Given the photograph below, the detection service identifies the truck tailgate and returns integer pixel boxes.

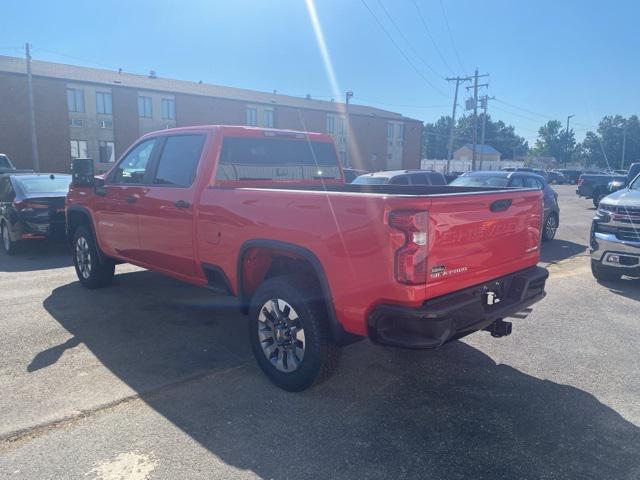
[424,189,542,299]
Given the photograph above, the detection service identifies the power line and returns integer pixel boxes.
[411,0,455,76]
[375,0,444,78]
[438,0,466,73]
[360,0,450,98]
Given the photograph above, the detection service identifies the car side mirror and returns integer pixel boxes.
[71,158,95,188]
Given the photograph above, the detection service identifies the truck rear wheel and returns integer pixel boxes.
[591,259,621,282]
[248,275,340,391]
[72,225,115,289]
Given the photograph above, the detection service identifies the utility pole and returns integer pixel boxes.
[621,123,627,170]
[344,91,353,168]
[445,76,470,173]
[479,95,494,170]
[564,114,574,168]
[25,43,40,172]
[465,69,489,170]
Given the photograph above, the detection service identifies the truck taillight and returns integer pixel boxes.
[577,177,584,186]
[389,211,428,285]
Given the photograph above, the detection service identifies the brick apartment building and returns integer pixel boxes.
[0,55,423,174]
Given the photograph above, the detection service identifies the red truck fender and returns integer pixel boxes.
[236,239,361,346]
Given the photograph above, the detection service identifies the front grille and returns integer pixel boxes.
[616,226,640,242]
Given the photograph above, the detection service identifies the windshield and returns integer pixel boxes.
[352,176,389,185]
[17,176,71,194]
[450,175,510,187]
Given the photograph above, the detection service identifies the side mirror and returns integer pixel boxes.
[71,158,95,188]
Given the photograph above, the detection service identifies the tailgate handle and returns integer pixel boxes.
[490,199,512,212]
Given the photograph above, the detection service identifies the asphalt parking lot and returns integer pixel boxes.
[1,185,639,480]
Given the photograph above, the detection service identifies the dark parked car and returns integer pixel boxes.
[547,171,567,185]
[554,169,583,184]
[0,173,71,254]
[342,168,369,183]
[353,169,447,186]
[577,173,626,207]
[606,163,640,195]
[450,170,560,241]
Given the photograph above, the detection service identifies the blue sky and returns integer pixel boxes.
[2,0,639,144]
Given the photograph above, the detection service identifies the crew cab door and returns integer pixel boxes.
[94,138,160,260]
[135,133,207,278]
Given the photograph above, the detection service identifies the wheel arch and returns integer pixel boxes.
[237,239,360,346]
[66,206,107,263]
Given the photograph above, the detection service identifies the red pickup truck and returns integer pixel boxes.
[67,126,548,391]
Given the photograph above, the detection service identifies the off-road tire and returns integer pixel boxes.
[248,274,341,391]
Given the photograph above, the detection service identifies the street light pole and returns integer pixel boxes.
[565,114,574,168]
[345,91,353,168]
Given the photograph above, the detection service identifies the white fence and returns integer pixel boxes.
[420,159,525,173]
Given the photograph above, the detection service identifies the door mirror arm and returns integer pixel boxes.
[95,177,106,196]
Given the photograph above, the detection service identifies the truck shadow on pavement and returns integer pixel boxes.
[539,239,587,264]
[0,241,71,272]
[40,270,640,480]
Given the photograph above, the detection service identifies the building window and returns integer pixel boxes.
[67,88,85,113]
[397,123,404,139]
[161,98,175,120]
[70,140,88,159]
[263,110,274,128]
[69,118,84,127]
[387,123,394,140]
[338,118,345,135]
[138,96,152,118]
[96,91,112,115]
[99,141,115,163]
[246,108,257,126]
[326,115,334,134]
[98,119,113,129]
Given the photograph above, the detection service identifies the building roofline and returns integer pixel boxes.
[0,55,423,123]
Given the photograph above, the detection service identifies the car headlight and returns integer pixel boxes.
[597,204,613,221]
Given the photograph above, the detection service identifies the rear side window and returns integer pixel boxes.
[409,173,429,185]
[390,175,409,185]
[216,137,340,181]
[524,177,540,189]
[0,155,11,169]
[154,135,205,187]
[427,172,446,185]
[509,176,525,188]
[112,139,158,184]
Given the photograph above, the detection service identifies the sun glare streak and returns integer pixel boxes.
[305,0,364,169]
[305,0,344,113]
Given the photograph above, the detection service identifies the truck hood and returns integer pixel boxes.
[600,188,640,208]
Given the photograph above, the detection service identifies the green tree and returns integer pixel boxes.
[422,114,529,159]
[533,120,575,163]
[581,115,640,169]
[422,116,453,159]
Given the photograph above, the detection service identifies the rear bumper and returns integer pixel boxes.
[367,266,548,349]
[10,219,65,241]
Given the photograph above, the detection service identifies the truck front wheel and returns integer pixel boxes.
[248,275,340,391]
[72,225,115,289]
